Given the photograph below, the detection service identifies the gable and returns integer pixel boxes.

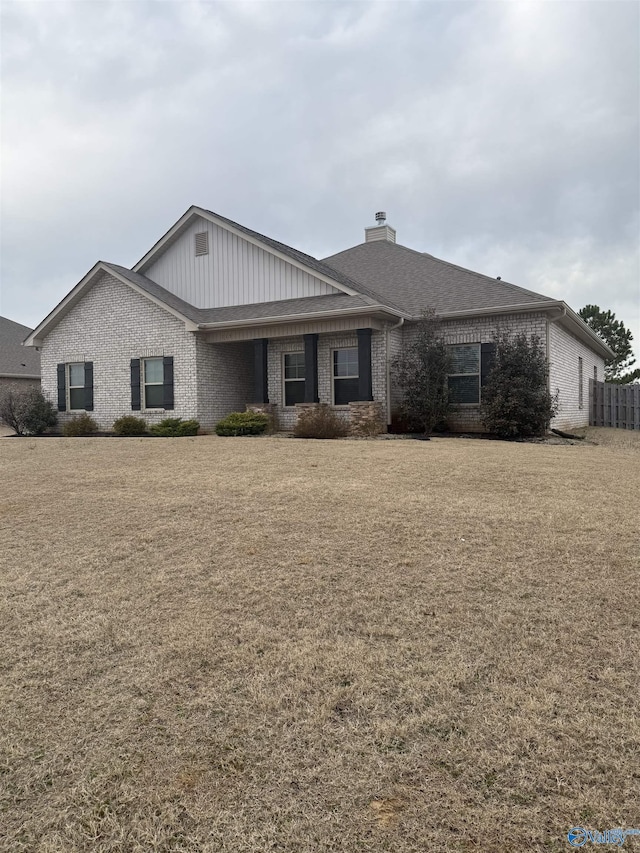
[141,215,342,310]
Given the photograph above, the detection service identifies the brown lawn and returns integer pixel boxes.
[1,431,639,852]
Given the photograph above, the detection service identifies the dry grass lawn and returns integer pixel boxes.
[1,430,639,852]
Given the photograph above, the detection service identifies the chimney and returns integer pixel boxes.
[365,211,396,243]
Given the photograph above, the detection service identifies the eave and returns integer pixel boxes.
[196,304,404,332]
[435,300,614,360]
[23,262,199,347]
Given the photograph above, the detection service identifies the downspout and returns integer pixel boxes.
[385,317,405,427]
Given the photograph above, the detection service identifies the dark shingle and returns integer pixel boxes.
[321,241,554,316]
[0,317,41,377]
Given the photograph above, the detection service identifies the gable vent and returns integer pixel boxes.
[195,231,209,256]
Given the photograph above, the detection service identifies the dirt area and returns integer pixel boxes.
[1,431,638,851]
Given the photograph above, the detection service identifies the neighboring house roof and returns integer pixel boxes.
[321,240,554,316]
[0,317,41,378]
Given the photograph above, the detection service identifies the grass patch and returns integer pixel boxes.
[0,432,638,851]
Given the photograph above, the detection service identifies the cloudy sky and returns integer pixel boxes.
[2,0,639,361]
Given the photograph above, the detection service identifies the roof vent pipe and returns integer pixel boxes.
[375,211,386,225]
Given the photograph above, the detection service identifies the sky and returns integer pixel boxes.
[1,0,639,363]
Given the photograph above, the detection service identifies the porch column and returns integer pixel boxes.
[357,328,373,401]
[253,338,269,403]
[303,333,319,403]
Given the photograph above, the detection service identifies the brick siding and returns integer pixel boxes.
[548,321,604,430]
[41,273,199,430]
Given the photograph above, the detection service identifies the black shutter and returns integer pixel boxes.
[84,362,94,411]
[130,359,141,410]
[57,364,66,411]
[163,356,174,410]
[481,343,496,387]
[303,334,319,403]
[357,328,373,401]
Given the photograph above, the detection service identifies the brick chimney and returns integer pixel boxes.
[365,211,396,243]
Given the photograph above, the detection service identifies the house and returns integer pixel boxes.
[1,317,41,391]
[24,207,612,433]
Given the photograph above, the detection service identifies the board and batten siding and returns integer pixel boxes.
[143,216,340,309]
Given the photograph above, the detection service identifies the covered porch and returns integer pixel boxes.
[196,311,394,433]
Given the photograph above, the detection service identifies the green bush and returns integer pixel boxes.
[215,411,269,436]
[113,415,147,436]
[293,404,349,439]
[150,417,200,437]
[481,332,558,438]
[63,413,99,436]
[0,387,58,435]
[392,310,451,435]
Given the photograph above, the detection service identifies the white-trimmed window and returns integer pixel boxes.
[448,344,480,404]
[283,352,305,407]
[333,348,359,405]
[68,362,86,410]
[143,357,164,409]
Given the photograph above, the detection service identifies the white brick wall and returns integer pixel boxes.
[41,273,198,429]
[40,277,604,436]
[394,312,548,432]
[196,338,253,429]
[548,321,604,430]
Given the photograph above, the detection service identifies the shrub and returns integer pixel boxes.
[392,310,451,435]
[481,332,558,438]
[215,411,269,437]
[0,386,57,435]
[293,404,349,439]
[63,413,99,436]
[113,415,147,436]
[150,417,200,437]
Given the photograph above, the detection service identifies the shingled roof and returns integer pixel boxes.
[0,317,41,378]
[321,240,555,317]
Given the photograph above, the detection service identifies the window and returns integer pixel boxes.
[283,352,305,406]
[130,357,173,411]
[578,357,583,409]
[448,344,480,404]
[68,363,86,410]
[333,348,359,405]
[57,361,93,412]
[143,357,164,408]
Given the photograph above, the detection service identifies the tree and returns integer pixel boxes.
[481,333,557,438]
[578,305,636,382]
[0,386,58,435]
[392,310,451,435]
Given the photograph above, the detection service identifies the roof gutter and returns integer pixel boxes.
[196,304,405,331]
[437,300,614,360]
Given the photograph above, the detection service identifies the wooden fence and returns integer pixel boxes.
[590,379,640,430]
